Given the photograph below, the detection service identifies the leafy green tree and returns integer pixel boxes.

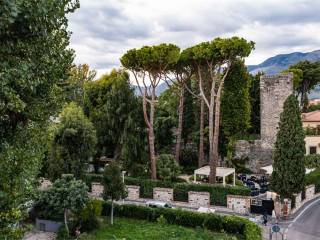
[121,44,180,179]
[221,60,251,139]
[155,87,179,153]
[48,102,97,180]
[84,70,144,161]
[0,1,79,237]
[248,72,263,135]
[64,64,96,106]
[185,37,254,183]
[271,95,305,198]
[286,61,320,111]
[37,179,89,235]
[157,154,181,181]
[102,162,127,225]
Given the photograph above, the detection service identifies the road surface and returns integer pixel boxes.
[286,198,320,240]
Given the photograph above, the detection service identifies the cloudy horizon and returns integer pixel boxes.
[68,0,320,77]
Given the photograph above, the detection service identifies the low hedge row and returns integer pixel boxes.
[173,183,251,206]
[102,202,261,240]
[86,175,250,206]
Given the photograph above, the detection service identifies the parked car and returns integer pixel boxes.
[146,200,172,208]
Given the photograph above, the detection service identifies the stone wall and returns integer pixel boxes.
[188,191,210,207]
[126,185,140,200]
[227,195,251,214]
[153,188,173,202]
[294,192,302,210]
[306,184,315,201]
[91,182,104,197]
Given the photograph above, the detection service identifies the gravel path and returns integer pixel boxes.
[23,229,56,240]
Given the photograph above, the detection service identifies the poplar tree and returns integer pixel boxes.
[271,95,305,198]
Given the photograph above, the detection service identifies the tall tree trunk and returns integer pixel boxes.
[64,209,69,234]
[208,82,216,184]
[149,87,157,180]
[111,200,114,225]
[209,85,224,184]
[175,87,185,163]
[198,99,205,168]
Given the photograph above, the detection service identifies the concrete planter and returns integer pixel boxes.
[35,218,62,233]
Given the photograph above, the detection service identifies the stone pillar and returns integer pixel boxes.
[227,195,251,214]
[91,182,104,197]
[188,191,210,207]
[126,185,140,200]
[294,192,302,210]
[306,185,315,201]
[153,188,173,202]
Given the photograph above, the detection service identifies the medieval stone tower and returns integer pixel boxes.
[260,73,293,151]
[234,73,293,172]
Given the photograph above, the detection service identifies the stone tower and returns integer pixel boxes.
[260,73,293,148]
[234,73,293,172]
[260,73,293,162]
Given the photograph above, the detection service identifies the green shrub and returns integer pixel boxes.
[305,169,320,193]
[304,154,320,168]
[79,199,102,231]
[179,148,198,174]
[56,226,71,240]
[173,183,250,206]
[157,154,181,181]
[101,202,261,240]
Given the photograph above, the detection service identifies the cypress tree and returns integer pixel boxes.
[271,94,305,198]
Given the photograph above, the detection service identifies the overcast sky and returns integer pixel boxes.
[68,0,320,77]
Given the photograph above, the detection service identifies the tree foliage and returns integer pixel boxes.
[221,60,251,139]
[37,179,89,234]
[271,95,305,198]
[156,154,181,181]
[0,0,79,237]
[47,103,97,180]
[121,44,180,179]
[102,162,127,225]
[286,61,320,111]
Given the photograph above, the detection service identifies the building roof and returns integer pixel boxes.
[302,110,320,122]
[194,166,235,177]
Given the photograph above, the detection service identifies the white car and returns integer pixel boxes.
[146,200,173,208]
[197,207,215,213]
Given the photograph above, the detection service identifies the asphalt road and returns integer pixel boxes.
[287,198,320,240]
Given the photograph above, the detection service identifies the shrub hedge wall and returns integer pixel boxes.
[173,183,251,206]
[86,174,251,206]
[102,202,261,240]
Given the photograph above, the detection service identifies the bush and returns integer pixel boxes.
[56,226,71,240]
[157,154,181,181]
[305,169,320,193]
[101,202,261,240]
[304,154,320,169]
[174,183,250,206]
[79,199,102,231]
[179,148,198,174]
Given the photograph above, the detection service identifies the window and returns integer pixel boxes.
[310,146,317,154]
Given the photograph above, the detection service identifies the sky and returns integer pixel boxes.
[68,0,320,77]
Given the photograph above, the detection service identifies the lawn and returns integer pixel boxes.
[79,217,238,240]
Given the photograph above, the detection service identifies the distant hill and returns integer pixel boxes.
[133,49,320,96]
[248,50,320,75]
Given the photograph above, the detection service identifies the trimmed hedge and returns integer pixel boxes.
[173,183,250,206]
[102,202,261,240]
[304,154,320,169]
[86,175,250,206]
[124,177,175,198]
